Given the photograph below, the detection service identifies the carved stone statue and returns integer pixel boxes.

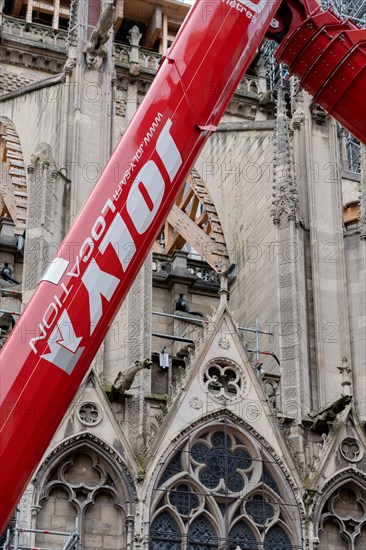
[108,359,153,402]
[84,1,114,69]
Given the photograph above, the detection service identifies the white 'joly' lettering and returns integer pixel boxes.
[33,117,183,373]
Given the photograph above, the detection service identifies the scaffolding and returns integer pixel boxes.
[321,0,366,25]
[261,1,365,173]
[2,510,79,550]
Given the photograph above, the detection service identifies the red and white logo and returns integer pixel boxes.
[238,0,266,13]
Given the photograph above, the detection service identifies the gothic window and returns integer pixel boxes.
[264,525,293,549]
[188,517,218,549]
[150,419,301,549]
[150,512,181,550]
[228,521,257,549]
[34,447,128,550]
[318,483,366,550]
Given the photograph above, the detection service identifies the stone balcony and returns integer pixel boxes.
[1,16,68,52]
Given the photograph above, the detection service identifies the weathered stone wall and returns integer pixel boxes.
[198,126,281,371]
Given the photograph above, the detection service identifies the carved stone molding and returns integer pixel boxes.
[1,48,65,74]
[30,142,57,170]
[339,437,364,463]
[149,411,304,511]
[33,432,137,501]
[311,105,327,126]
[271,88,299,225]
[203,358,247,404]
[77,402,102,426]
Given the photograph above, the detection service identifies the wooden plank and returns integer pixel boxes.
[26,0,34,24]
[11,0,24,16]
[344,204,360,224]
[53,0,60,30]
[161,13,168,55]
[167,205,220,271]
[142,5,162,49]
[31,0,69,17]
[179,187,194,211]
[114,0,124,33]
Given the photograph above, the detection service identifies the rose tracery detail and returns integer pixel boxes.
[152,422,298,550]
[77,402,102,425]
[340,438,363,463]
[191,431,252,495]
[203,359,246,402]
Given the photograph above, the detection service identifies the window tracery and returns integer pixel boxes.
[318,483,366,549]
[35,448,127,549]
[340,438,363,463]
[77,402,102,426]
[150,420,301,549]
[203,359,246,403]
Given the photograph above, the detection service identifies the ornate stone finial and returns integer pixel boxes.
[291,106,305,131]
[63,58,76,77]
[271,87,299,225]
[337,357,353,397]
[30,505,41,519]
[128,25,142,47]
[217,271,229,308]
[128,25,142,75]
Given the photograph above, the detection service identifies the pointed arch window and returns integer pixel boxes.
[317,482,366,550]
[150,419,301,549]
[33,446,129,550]
[188,517,218,549]
[264,525,293,549]
[228,521,258,549]
[150,512,181,550]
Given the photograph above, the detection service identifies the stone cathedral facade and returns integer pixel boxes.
[0,1,365,549]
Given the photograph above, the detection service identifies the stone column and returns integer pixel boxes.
[23,145,64,303]
[271,88,311,420]
[347,144,366,417]
[304,96,351,408]
[66,0,114,222]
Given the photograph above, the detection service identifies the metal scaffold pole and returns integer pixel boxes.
[2,514,79,550]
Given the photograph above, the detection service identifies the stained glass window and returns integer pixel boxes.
[246,495,274,526]
[188,517,218,550]
[228,521,258,549]
[159,452,183,485]
[150,421,300,550]
[150,512,181,550]
[264,525,293,549]
[169,485,199,516]
[261,466,280,495]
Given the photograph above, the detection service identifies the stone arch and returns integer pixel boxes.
[32,433,137,549]
[0,117,27,236]
[146,414,303,549]
[313,470,366,550]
